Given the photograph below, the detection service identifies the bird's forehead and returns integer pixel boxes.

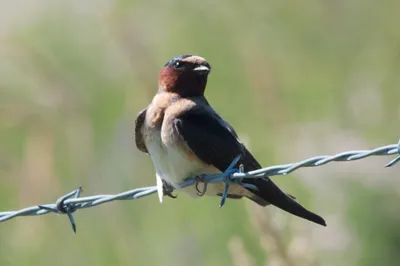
[180,55,207,64]
[164,55,209,67]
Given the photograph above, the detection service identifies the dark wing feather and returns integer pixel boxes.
[174,108,326,226]
[175,109,247,171]
[134,108,148,153]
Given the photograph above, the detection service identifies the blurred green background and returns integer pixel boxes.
[1,1,400,265]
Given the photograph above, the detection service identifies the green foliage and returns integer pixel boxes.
[347,181,400,266]
[1,1,399,265]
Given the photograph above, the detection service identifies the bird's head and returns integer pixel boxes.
[158,55,211,97]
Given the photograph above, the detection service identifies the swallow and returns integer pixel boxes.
[135,55,326,226]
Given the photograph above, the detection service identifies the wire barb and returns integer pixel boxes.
[218,154,241,208]
[0,141,399,230]
[386,139,400,167]
[38,187,82,233]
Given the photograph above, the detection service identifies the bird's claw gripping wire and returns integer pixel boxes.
[195,175,208,196]
[193,155,243,205]
[162,181,177,199]
[38,187,82,233]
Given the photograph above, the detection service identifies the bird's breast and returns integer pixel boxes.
[143,123,220,198]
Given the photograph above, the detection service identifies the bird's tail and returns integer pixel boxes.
[245,178,326,226]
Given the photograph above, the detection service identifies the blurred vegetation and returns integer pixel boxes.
[0,1,399,265]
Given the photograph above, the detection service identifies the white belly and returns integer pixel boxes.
[145,130,221,198]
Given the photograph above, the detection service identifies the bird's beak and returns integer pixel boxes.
[193,65,210,73]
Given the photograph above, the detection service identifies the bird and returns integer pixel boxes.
[134,54,326,226]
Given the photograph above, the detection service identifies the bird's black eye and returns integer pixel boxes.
[174,61,184,69]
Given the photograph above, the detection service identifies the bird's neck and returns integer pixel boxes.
[158,69,207,97]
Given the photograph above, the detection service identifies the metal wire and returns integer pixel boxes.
[1,141,399,232]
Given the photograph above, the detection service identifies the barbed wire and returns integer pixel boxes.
[1,140,399,232]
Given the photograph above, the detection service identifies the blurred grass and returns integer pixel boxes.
[0,1,400,265]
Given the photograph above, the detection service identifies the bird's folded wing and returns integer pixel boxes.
[135,108,148,153]
[173,108,261,173]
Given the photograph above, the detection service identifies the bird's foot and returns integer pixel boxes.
[162,181,177,199]
[195,175,208,196]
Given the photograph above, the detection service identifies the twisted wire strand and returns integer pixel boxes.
[1,141,399,232]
